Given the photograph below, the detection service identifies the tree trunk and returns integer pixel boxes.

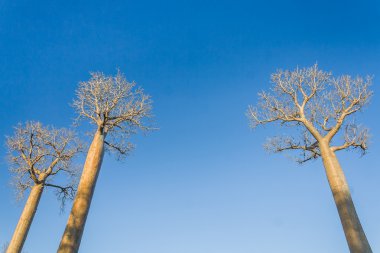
[7,183,44,253]
[320,142,372,253]
[58,130,105,253]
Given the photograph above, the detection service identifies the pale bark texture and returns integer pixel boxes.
[320,142,371,253]
[6,184,44,253]
[58,130,105,253]
[5,122,81,253]
[58,71,152,252]
[248,65,373,252]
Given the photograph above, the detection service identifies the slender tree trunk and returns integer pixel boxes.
[7,183,44,253]
[58,130,105,253]
[320,142,372,253]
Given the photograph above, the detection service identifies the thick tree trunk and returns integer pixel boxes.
[320,142,372,253]
[7,183,44,253]
[58,130,105,253]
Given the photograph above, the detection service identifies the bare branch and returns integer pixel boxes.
[325,76,373,141]
[248,64,373,163]
[73,70,153,157]
[264,131,321,164]
[248,64,330,141]
[104,140,134,159]
[45,183,76,210]
[6,121,81,202]
[331,124,369,154]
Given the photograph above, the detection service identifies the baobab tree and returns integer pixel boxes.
[6,122,81,253]
[58,71,152,252]
[247,65,373,253]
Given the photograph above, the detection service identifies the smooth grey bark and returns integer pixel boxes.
[7,183,44,253]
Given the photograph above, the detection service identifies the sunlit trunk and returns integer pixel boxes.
[320,142,372,253]
[7,183,44,253]
[58,130,105,253]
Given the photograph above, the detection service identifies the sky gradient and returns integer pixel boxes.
[0,0,380,252]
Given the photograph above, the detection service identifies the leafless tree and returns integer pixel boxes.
[58,71,152,252]
[247,64,373,253]
[6,122,81,253]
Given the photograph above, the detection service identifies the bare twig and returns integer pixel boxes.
[248,64,372,162]
[6,121,81,203]
[73,71,153,158]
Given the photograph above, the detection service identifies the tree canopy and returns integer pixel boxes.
[248,64,372,163]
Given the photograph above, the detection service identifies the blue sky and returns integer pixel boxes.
[0,0,380,252]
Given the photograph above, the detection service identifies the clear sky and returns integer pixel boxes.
[0,0,379,252]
